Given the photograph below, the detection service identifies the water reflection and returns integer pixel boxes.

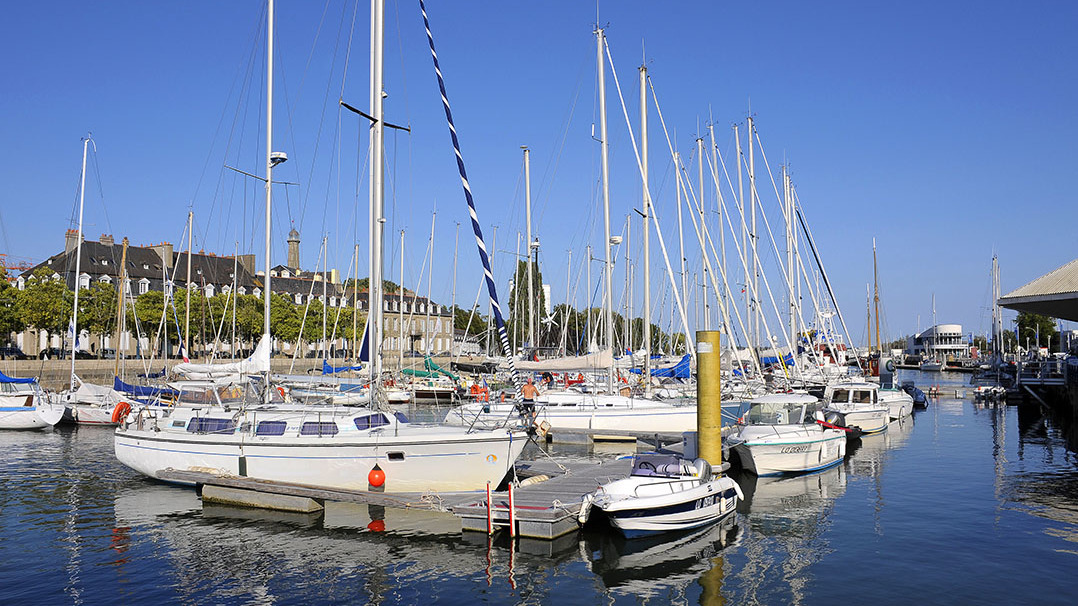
[584,516,741,600]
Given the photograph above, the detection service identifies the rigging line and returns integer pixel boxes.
[419,0,521,394]
[535,57,587,227]
[602,44,694,359]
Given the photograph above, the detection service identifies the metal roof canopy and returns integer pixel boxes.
[998,258,1078,322]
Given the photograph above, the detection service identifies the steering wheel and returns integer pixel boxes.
[637,460,656,471]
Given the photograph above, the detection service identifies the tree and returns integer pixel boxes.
[79,282,117,352]
[269,293,300,343]
[0,267,24,345]
[17,269,72,338]
[455,306,488,337]
[507,259,545,348]
[1016,311,1059,350]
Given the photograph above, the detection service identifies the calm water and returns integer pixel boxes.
[3,372,1078,605]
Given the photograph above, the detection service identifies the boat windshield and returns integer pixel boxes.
[177,384,258,406]
[744,401,818,425]
[630,454,686,478]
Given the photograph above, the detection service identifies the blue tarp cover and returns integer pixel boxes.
[323,360,364,375]
[629,354,691,378]
[0,370,35,384]
[113,376,178,398]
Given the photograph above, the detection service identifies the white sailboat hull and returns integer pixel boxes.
[446,394,696,434]
[115,408,526,493]
[0,393,64,429]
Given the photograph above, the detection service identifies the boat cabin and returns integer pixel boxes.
[824,383,879,406]
[741,394,821,425]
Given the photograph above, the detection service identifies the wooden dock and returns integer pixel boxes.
[157,457,634,540]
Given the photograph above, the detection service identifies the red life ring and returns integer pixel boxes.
[277,386,286,398]
[111,401,132,424]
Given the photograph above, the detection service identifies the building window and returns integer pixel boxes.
[99,275,112,284]
[237,286,246,296]
[78,274,91,289]
[101,259,108,266]
[253,288,261,298]
[295,294,303,304]
[204,284,215,298]
[329,296,337,308]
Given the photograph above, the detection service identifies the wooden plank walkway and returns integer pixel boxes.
[158,458,635,540]
[453,458,631,540]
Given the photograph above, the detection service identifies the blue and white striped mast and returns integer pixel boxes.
[419,0,521,394]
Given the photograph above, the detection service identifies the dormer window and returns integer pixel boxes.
[143,264,149,270]
[102,259,108,266]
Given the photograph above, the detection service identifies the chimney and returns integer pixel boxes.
[65,229,80,254]
[152,242,174,270]
[100,234,114,247]
[237,254,256,278]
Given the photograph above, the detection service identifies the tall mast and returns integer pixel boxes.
[353,243,359,364]
[369,0,385,394]
[873,238,881,354]
[625,216,631,353]
[185,210,193,359]
[734,123,747,349]
[676,151,687,311]
[697,136,710,330]
[640,64,651,390]
[563,249,571,355]
[451,222,459,346]
[399,230,404,370]
[523,146,535,349]
[70,136,90,390]
[113,238,129,379]
[708,122,725,342]
[747,115,758,350]
[231,242,238,361]
[425,213,435,354]
[262,0,276,403]
[321,235,328,358]
[785,168,796,355]
[486,226,497,356]
[596,27,614,390]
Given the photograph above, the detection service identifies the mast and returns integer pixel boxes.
[523,146,535,350]
[697,136,709,330]
[708,122,724,343]
[262,0,275,403]
[873,238,881,354]
[640,64,651,390]
[785,168,796,355]
[352,243,358,363]
[734,123,747,349]
[399,230,404,370]
[676,151,687,311]
[185,210,193,360]
[451,222,459,349]
[113,237,129,379]
[563,249,571,355]
[321,236,328,359]
[597,27,614,390]
[747,115,758,350]
[425,213,435,354]
[369,0,386,395]
[625,216,631,353]
[70,136,90,390]
[231,242,238,361]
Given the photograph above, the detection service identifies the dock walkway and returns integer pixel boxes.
[157,457,633,540]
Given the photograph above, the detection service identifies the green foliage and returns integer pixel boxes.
[1016,311,1059,349]
[79,282,117,336]
[507,260,545,347]
[351,278,401,293]
[17,269,71,335]
[455,306,488,337]
[0,267,24,344]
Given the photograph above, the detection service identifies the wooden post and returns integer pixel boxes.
[697,330,722,468]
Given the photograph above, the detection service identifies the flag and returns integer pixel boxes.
[67,321,80,350]
[178,341,189,364]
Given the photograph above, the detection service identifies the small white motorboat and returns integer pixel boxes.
[727,393,849,476]
[579,454,741,537]
[821,382,890,435]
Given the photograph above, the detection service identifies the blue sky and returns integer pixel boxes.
[2,1,1076,346]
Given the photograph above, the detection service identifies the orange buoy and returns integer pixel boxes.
[367,519,385,532]
[368,464,386,488]
[111,401,132,424]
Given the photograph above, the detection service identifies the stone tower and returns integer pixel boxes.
[287,226,300,270]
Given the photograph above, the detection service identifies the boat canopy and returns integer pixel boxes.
[0,370,35,384]
[515,349,613,372]
[629,354,691,378]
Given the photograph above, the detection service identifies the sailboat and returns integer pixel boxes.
[919,294,944,372]
[114,0,527,493]
[0,370,65,429]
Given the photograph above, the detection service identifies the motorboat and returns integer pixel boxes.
[579,454,741,537]
[114,394,528,493]
[0,371,65,430]
[726,393,848,476]
[820,382,890,435]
